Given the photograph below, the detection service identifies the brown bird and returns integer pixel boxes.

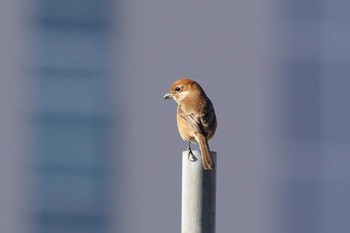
[164,78,217,170]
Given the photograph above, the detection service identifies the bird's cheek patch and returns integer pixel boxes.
[177,91,189,101]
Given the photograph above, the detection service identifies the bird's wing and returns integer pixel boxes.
[178,105,216,136]
[178,106,203,133]
[200,110,216,135]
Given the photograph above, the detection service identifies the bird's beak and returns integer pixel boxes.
[163,93,173,100]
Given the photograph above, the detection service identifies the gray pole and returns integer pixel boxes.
[181,150,216,233]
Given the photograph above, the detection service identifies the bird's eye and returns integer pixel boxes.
[175,87,181,92]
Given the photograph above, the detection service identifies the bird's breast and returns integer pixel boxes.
[176,114,198,143]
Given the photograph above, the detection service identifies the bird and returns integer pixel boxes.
[164,78,217,170]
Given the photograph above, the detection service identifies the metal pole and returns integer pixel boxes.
[181,150,216,233]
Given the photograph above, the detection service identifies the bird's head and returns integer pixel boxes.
[163,78,200,104]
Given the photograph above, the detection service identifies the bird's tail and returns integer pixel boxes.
[197,135,214,170]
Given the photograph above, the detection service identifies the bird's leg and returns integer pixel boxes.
[187,141,191,151]
[187,141,195,160]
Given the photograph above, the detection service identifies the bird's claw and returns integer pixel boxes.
[187,148,197,161]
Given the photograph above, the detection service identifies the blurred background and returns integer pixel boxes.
[1,0,350,233]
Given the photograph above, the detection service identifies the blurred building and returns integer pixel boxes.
[277,1,350,233]
[2,1,120,233]
[27,1,116,233]
[1,1,350,233]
